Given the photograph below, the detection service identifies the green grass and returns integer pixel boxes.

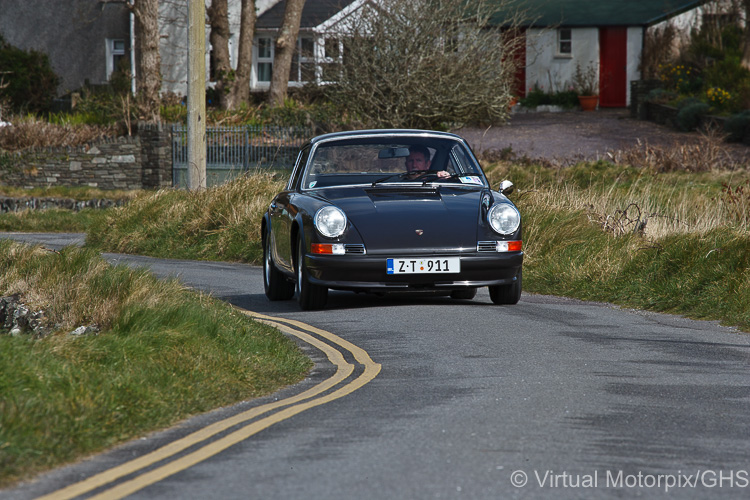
[85,172,286,263]
[486,161,750,331]
[0,242,311,487]
[0,208,107,232]
[0,185,139,233]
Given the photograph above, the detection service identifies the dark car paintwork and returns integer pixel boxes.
[262,129,523,305]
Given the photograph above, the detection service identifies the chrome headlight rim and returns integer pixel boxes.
[314,206,347,238]
[488,203,521,235]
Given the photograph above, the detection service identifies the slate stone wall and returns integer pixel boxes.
[0,123,172,190]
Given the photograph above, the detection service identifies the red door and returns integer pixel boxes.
[513,28,527,98]
[599,27,627,107]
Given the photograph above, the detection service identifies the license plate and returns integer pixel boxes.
[387,257,460,274]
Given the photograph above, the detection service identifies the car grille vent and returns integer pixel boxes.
[345,244,366,254]
[477,241,497,252]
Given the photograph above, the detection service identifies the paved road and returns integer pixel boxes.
[2,234,750,499]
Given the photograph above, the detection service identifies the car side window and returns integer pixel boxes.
[449,144,480,175]
[288,146,311,190]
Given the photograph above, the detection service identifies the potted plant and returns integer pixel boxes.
[573,62,599,111]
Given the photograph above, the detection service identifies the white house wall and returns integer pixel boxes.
[525,27,599,94]
[526,26,646,106]
[158,0,279,96]
[626,26,644,104]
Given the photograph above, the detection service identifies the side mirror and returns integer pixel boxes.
[499,180,514,195]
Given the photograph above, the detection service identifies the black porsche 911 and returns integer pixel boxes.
[261,129,523,310]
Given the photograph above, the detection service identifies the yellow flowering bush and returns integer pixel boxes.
[658,63,701,94]
[706,87,732,110]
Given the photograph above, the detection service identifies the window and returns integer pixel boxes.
[106,39,127,80]
[557,28,572,56]
[289,36,315,83]
[321,37,342,82]
[257,37,273,82]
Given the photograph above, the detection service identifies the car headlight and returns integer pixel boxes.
[488,204,520,235]
[314,206,347,238]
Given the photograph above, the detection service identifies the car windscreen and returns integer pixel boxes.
[300,137,486,190]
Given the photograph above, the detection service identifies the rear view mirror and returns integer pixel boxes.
[378,147,410,159]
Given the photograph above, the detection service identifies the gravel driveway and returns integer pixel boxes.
[456,108,750,164]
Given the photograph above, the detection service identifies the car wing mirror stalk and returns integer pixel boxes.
[499,180,514,195]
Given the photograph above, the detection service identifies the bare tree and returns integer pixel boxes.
[233,0,257,105]
[268,0,306,106]
[131,0,162,122]
[325,0,527,129]
[207,0,257,110]
[742,0,750,70]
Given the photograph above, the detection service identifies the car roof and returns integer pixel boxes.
[307,129,465,146]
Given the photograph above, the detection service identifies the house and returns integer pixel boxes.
[498,0,709,107]
[0,0,280,98]
[249,0,713,106]
[0,0,715,108]
[250,0,362,91]
[0,0,131,96]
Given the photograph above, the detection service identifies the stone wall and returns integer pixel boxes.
[0,123,172,190]
[630,80,662,120]
[139,122,173,189]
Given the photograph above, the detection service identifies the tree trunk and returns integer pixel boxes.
[231,0,256,106]
[133,0,162,122]
[207,0,232,109]
[743,0,750,70]
[207,0,256,110]
[268,0,306,106]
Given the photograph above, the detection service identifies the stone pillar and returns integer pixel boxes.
[630,80,662,120]
[138,122,173,189]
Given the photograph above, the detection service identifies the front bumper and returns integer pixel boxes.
[305,252,523,292]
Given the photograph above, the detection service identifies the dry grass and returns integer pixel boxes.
[87,171,287,263]
[0,242,185,331]
[609,127,748,172]
[0,116,118,152]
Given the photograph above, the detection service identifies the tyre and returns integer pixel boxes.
[296,239,328,310]
[263,231,295,301]
[450,288,477,300]
[489,269,522,305]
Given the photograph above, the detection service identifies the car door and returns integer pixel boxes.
[270,146,309,273]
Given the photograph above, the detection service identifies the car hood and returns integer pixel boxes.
[314,186,486,252]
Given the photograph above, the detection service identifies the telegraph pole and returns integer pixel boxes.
[187,0,207,190]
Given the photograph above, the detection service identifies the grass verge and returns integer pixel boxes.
[485,161,750,331]
[85,172,286,263]
[0,241,311,487]
[0,208,107,232]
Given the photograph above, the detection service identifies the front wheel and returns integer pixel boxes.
[489,269,522,305]
[263,231,295,301]
[296,239,328,310]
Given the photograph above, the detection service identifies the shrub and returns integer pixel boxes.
[676,100,710,131]
[323,0,525,128]
[519,87,578,109]
[646,88,678,104]
[724,110,750,142]
[0,36,60,114]
[706,87,732,112]
[659,63,702,94]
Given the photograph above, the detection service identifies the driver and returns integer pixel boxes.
[405,146,450,179]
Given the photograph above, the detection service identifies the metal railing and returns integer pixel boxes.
[171,125,311,188]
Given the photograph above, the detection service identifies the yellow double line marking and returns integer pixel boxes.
[38,310,381,500]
